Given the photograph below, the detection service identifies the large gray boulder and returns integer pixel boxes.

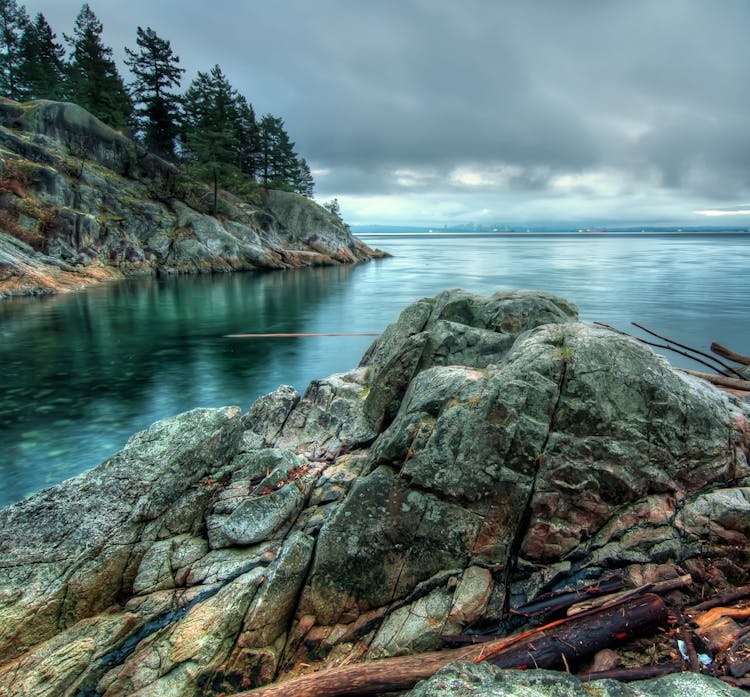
[0,290,748,696]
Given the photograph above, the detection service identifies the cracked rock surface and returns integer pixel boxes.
[0,289,748,696]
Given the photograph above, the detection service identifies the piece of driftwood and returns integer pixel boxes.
[726,630,750,678]
[674,608,701,673]
[694,616,745,654]
[594,322,738,377]
[239,595,667,697]
[593,322,750,383]
[578,661,683,682]
[682,369,750,392]
[480,594,667,670]
[511,575,625,617]
[711,342,750,366]
[567,575,692,615]
[631,322,748,379]
[690,586,750,613]
[692,603,750,629]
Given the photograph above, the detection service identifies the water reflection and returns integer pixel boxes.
[0,265,376,505]
[1,232,749,507]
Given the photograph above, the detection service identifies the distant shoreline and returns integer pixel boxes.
[355,228,750,237]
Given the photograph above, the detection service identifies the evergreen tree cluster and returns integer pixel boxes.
[0,1,314,197]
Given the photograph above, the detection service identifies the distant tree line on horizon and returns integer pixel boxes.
[0,1,315,200]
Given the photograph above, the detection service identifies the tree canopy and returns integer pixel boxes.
[17,12,65,100]
[65,3,132,130]
[1,2,317,199]
[125,26,184,158]
[0,0,29,100]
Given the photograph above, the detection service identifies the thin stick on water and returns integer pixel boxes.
[593,323,734,376]
[631,322,747,379]
[224,333,379,338]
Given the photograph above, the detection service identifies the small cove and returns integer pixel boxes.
[1,231,748,508]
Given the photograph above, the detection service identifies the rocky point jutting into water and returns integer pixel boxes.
[0,98,384,299]
[0,290,749,697]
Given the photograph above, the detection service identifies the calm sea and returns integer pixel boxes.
[1,231,748,508]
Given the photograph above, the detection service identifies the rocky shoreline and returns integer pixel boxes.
[0,289,748,696]
[0,98,385,299]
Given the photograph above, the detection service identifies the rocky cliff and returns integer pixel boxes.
[0,290,748,696]
[0,98,384,298]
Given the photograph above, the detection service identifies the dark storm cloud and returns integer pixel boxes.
[24,0,750,223]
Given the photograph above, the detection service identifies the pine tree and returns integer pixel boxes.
[0,0,29,100]
[17,12,65,100]
[181,65,242,214]
[124,26,184,158]
[294,157,314,198]
[257,114,299,188]
[233,93,259,178]
[65,4,132,130]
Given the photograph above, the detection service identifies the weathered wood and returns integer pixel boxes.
[674,609,701,673]
[511,575,624,617]
[235,646,477,697]
[578,662,683,682]
[567,575,692,615]
[483,594,667,671]
[711,342,750,366]
[682,369,750,391]
[689,585,750,613]
[694,615,744,654]
[594,322,736,377]
[239,595,667,697]
[692,603,750,629]
[726,630,750,678]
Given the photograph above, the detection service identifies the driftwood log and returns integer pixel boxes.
[682,369,750,393]
[711,342,750,366]
[239,594,667,697]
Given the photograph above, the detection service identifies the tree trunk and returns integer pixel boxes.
[212,168,219,217]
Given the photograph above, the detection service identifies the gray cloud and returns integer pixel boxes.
[24,0,750,225]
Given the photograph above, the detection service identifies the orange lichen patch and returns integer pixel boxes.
[0,259,124,297]
[279,249,336,267]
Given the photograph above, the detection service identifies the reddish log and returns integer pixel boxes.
[482,594,667,671]
[238,594,667,697]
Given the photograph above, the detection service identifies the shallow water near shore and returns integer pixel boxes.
[1,231,748,508]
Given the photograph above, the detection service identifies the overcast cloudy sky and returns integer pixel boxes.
[23,0,750,227]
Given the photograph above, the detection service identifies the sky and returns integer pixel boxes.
[22,0,750,228]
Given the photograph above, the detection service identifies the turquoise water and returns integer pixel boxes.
[1,232,748,508]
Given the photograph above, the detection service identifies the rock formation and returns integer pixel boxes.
[0,289,748,697]
[0,99,383,298]
[408,663,745,697]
